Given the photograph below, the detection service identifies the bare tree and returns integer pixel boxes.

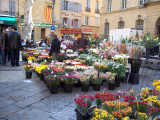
[22,0,34,41]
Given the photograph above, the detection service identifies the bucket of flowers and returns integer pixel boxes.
[24,65,35,79]
[74,95,95,120]
[45,73,61,94]
[58,53,66,62]
[61,74,78,93]
[107,73,117,90]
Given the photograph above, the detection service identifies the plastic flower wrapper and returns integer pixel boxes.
[74,94,95,116]
[90,70,103,85]
[23,64,35,73]
[93,62,107,72]
[113,54,129,67]
[76,72,90,85]
[107,73,117,84]
[91,108,114,120]
[99,72,112,81]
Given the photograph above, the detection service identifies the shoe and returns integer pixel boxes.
[16,64,20,66]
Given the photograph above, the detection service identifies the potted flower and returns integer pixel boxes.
[58,53,65,62]
[74,95,95,120]
[78,48,84,55]
[61,74,78,93]
[90,70,102,91]
[45,74,61,94]
[41,68,52,81]
[107,73,116,90]
[142,33,159,59]
[24,65,34,79]
[77,72,90,92]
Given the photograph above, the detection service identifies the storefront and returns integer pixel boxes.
[60,28,82,40]
[0,15,17,33]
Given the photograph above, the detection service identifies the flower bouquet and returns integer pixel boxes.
[65,66,77,72]
[24,65,35,79]
[67,54,78,60]
[93,62,107,73]
[61,74,78,93]
[108,73,117,90]
[74,95,95,119]
[41,68,53,81]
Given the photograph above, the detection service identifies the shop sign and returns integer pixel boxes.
[83,28,92,33]
[0,21,3,24]
[21,23,58,28]
[61,11,81,18]
[60,28,82,34]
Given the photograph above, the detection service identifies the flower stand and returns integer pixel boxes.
[75,109,91,120]
[64,84,73,93]
[26,72,32,79]
[81,84,89,92]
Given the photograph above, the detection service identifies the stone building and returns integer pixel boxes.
[100,0,160,38]
[81,0,102,36]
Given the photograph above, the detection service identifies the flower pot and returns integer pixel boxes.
[49,84,59,94]
[44,78,46,84]
[146,49,151,59]
[36,73,40,77]
[45,80,49,88]
[74,80,81,87]
[128,73,139,84]
[75,109,91,120]
[81,84,89,92]
[64,84,73,93]
[40,74,44,81]
[130,59,142,74]
[60,82,65,88]
[108,83,115,90]
[93,84,101,91]
[115,77,120,87]
[26,72,32,79]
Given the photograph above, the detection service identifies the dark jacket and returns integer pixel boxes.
[49,39,61,56]
[8,31,21,49]
[77,37,88,50]
[0,33,6,48]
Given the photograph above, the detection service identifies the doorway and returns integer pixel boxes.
[41,28,45,39]
[156,18,160,38]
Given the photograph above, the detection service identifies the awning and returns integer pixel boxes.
[0,16,17,25]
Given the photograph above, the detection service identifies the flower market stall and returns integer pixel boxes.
[21,33,160,120]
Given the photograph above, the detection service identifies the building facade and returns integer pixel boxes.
[81,0,102,35]
[100,0,160,38]
[60,0,82,39]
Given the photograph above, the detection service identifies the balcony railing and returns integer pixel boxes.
[95,9,100,13]
[85,7,90,12]
[0,10,18,17]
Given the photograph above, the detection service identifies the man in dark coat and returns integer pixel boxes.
[77,34,88,51]
[0,29,8,65]
[8,26,21,67]
[49,34,61,61]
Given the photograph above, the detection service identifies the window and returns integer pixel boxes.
[47,5,52,8]
[136,19,144,30]
[95,17,99,26]
[105,22,109,34]
[74,3,79,12]
[139,0,145,5]
[121,0,127,9]
[118,21,124,29]
[85,16,89,26]
[63,18,68,28]
[74,19,78,28]
[108,0,112,12]
[95,1,99,13]
[86,0,90,11]
[64,0,69,10]
[9,0,16,16]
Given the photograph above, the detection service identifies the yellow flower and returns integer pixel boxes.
[156,86,160,91]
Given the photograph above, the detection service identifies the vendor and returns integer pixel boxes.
[49,34,61,61]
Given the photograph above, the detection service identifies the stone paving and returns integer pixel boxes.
[0,62,160,120]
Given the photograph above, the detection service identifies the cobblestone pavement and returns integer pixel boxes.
[0,62,160,120]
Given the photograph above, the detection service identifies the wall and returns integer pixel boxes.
[0,0,9,11]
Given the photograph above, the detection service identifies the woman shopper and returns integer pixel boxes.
[49,34,61,62]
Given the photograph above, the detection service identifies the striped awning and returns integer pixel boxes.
[44,8,52,23]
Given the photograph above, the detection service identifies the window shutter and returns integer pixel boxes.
[90,16,92,26]
[9,0,12,15]
[12,1,16,16]
[78,19,81,29]
[68,2,71,11]
[72,19,74,28]
[83,15,85,25]
[61,0,64,10]
[88,0,90,8]
[68,18,70,28]
[79,4,82,13]
[61,17,64,27]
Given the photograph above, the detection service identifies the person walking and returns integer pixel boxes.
[77,34,88,51]
[0,28,8,66]
[8,26,21,67]
[49,34,61,62]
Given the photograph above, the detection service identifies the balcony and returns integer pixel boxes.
[85,7,90,12]
[95,9,100,13]
[0,10,18,17]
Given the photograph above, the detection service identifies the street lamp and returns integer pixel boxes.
[51,0,55,40]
